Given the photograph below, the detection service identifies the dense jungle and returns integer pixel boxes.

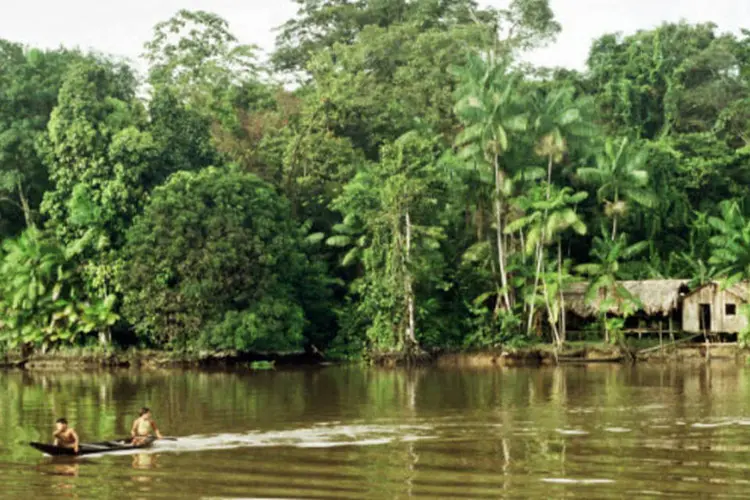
[1,0,749,359]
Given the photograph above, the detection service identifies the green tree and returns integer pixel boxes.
[143,9,259,120]
[120,166,323,352]
[329,131,447,353]
[586,22,719,138]
[272,0,495,75]
[38,58,154,326]
[40,58,150,247]
[707,200,750,344]
[523,84,594,335]
[307,20,488,158]
[707,200,750,284]
[146,87,218,187]
[0,42,83,232]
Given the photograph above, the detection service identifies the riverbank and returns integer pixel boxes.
[0,347,325,371]
[431,340,747,368]
[2,338,747,371]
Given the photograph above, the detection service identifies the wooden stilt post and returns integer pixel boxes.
[659,318,663,351]
[669,315,674,343]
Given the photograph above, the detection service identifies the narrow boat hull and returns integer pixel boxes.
[29,436,156,456]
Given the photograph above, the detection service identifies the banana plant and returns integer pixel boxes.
[0,227,118,353]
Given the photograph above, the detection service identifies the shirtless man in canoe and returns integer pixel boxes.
[53,417,79,453]
[130,407,163,445]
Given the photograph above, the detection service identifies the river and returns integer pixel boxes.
[1,363,750,498]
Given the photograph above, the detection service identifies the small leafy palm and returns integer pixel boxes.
[506,185,588,255]
[674,252,716,288]
[507,185,587,342]
[706,200,750,345]
[0,228,65,311]
[575,230,647,342]
[577,137,655,239]
[708,200,750,285]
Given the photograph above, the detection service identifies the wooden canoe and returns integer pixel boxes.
[29,436,156,456]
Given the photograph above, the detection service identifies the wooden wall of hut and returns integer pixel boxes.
[682,283,748,333]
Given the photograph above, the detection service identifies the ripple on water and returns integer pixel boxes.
[541,478,615,485]
[555,428,589,436]
[691,420,735,428]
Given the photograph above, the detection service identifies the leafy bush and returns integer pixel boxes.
[0,228,117,351]
[119,166,326,352]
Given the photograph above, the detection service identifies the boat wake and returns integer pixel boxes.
[79,423,436,457]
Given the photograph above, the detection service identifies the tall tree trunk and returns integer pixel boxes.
[611,189,619,241]
[611,216,618,241]
[603,314,609,343]
[542,275,561,349]
[17,179,32,228]
[99,329,112,348]
[558,240,566,345]
[527,244,543,335]
[494,156,512,310]
[527,154,555,336]
[98,282,112,348]
[546,154,554,194]
[404,209,417,348]
[477,198,484,241]
[284,105,323,217]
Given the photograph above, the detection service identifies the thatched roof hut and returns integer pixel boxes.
[565,280,690,318]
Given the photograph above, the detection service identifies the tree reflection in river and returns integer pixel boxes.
[2,363,750,498]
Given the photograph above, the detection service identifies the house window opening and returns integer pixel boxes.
[726,303,737,316]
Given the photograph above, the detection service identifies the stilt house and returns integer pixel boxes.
[564,279,750,335]
[682,282,749,333]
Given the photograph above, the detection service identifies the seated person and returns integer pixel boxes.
[130,407,163,445]
[53,418,79,453]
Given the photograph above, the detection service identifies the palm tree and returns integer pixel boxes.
[452,53,528,311]
[507,186,588,256]
[507,186,587,344]
[531,86,595,189]
[577,137,655,240]
[575,230,647,342]
[524,86,594,338]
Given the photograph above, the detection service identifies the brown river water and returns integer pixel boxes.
[2,363,750,499]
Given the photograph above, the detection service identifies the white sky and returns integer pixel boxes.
[0,0,748,74]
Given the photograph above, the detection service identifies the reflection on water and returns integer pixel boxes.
[39,459,79,477]
[132,453,156,469]
[2,363,750,498]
